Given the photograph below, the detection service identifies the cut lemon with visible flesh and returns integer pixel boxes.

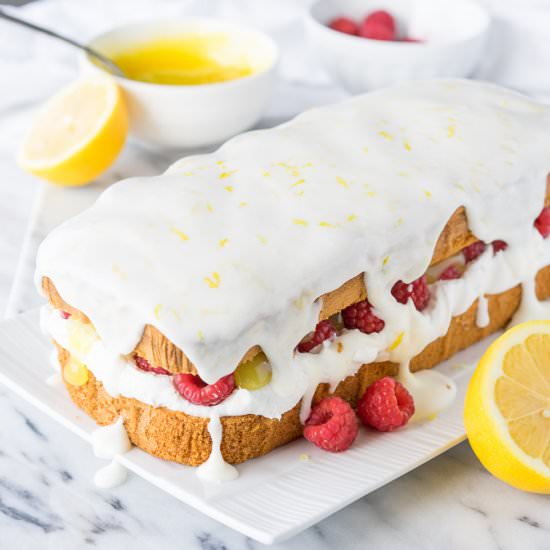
[18,77,128,186]
[464,321,550,493]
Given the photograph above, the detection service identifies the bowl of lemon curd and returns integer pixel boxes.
[81,19,278,148]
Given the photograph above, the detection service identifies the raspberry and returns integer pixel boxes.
[134,355,170,375]
[391,276,430,311]
[173,372,235,406]
[492,240,508,254]
[439,264,461,280]
[462,240,486,263]
[60,311,71,319]
[357,376,415,431]
[342,300,385,333]
[359,10,396,41]
[297,320,337,353]
[328,16,358,36]
[303,396,358,452]
[535,206,550,238]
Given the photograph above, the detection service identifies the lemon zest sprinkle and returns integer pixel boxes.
[347,214,357,222]
[389,332,404,351]
[206,202,214,213]
[219,170,237,179]
[204,272,221,289]
[379,130,393,141]
[239,201,248,207]
[448,125,456,138]
[292,218,308,227]
[171,228,189,241]
[154,304,163,320]
[383,256,390,266]
[320,221,336,228]
[336,176,349,189]
[291,179,305,187]
[219,238,229,248]
[403,140,412,151]
[424,189,432,198]
[258,234,268,245]
[224,185,233,192]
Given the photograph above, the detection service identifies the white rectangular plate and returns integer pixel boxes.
[0,309,497,544]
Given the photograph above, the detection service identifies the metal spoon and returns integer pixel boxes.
[0,7,125,78]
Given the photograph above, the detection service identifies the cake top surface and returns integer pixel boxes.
[36,79,550,380]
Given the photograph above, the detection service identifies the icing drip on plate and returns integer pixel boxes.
[91,417,132,488]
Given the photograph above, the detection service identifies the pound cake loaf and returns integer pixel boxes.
[36,79,550,480]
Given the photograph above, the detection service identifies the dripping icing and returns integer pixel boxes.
[91,417,132,488]
[476,295,490,328]
[196,413,238,482]
[94,461,128,489]
[36,80,550,385]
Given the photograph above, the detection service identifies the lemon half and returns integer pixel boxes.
[465,321,550,493]
[18,77,128,186]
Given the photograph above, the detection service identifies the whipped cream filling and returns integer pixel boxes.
[44,224,550,423]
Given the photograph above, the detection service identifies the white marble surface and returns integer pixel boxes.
[0,0,549,548]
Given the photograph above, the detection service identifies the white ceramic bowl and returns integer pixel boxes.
[81,19,278,149]
[306,0,490,93]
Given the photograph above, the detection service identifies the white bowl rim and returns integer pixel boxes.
[82,17,279,91]
[306,0,491,49]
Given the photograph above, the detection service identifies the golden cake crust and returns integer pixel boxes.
[58,265,550,466]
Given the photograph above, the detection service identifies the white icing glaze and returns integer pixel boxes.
[197,413,238,482]
[36,79,550,385]
[91,417,132,460]
[36,79,550,481]
[93,461,128,489]
[476,294,490,328]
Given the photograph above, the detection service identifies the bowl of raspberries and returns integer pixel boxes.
[306,0,490,92]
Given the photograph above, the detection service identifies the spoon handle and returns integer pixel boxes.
[0,7,124,77]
